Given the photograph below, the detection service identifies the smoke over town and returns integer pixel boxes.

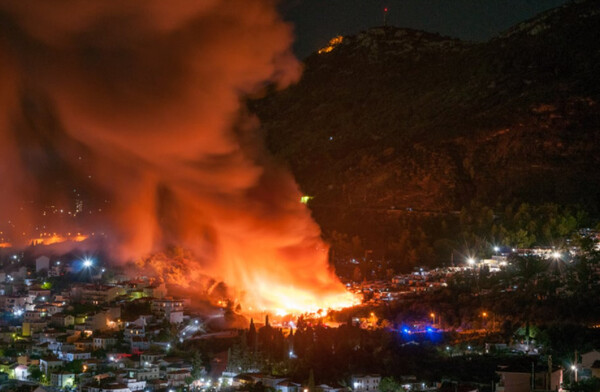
[0,1,356,313]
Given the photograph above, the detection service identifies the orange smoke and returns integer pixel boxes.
[0,1,357,314]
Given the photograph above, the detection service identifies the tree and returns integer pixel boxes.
[185,376,195,386]
[248,318,257,351]
[191,351,205,379]
[307,369,315,392]
[64,359,84,374]
[570,378,600,392]
[379,377,401,392]
[28,366,43,382]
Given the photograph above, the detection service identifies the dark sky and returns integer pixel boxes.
[282,0,570,58]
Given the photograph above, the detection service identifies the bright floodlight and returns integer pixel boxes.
[83,258,93,267]
[571,365,577,370]
[552,251,561,259]
[467,258,475,265]
[493,246,500,252]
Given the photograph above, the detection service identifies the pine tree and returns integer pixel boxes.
[308,369,316,392]
[248,318,257,351]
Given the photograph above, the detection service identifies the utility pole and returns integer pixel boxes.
[531,362,535,392]
[548,355,552,391]
[574,350,579,383]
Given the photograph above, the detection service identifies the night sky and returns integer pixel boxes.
[282,0,570,58]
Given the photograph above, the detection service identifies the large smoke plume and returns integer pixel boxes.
[0,1,355,312]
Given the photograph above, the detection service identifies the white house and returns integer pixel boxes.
[581,350,600,370]
[52,371,75,388]
[61,351,92,362]
[496,364,562,392]
[169,311,184,324]
[351,375,381,392]
[40,356,63,375]
[14,365,29,381]
[276,380,300,392]
[94,335,118,350]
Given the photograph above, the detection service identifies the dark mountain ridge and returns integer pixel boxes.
[252,0,600,268]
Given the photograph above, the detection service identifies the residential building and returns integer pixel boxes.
[128,365,160,381]
[51,313,75,327]
[496,364,562,392]
[151,298,184,317]
[40,356,63,375]
[169,311,184,324]
[22,321,47,337]
[71,284,127,305]
[130,337,150,352]
[94,335,118,350]
[61,351,92,362]
[581,350,600,370]
[14,364,29,381]
[52,371,75,388]
[352,375,381,392]
[277,380,301,392]
[167,368,192,387]
[124,325,145,341]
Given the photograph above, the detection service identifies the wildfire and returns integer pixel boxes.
[318,36,344,54]
[138,246,360,317]
[254,282,359,316]
[30,233,89,246]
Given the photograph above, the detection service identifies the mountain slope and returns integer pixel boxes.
[251,0,600,267]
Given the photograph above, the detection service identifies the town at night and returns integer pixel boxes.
[0,1,600,392]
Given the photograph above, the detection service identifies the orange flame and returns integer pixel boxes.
[138,235,359,316]
[30,234,89,246]
[318,36,343,54]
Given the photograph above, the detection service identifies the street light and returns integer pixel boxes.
[552,251,561,259]
[430,313,435,324]
[571,365,578,383]
[467,258,475,265]
[83,258,93,268]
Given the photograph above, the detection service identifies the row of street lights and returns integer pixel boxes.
[466,247,564,266]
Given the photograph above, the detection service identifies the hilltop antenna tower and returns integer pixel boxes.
[383,7,389,26]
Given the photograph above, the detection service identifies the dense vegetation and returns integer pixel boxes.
[331,201,594,276]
